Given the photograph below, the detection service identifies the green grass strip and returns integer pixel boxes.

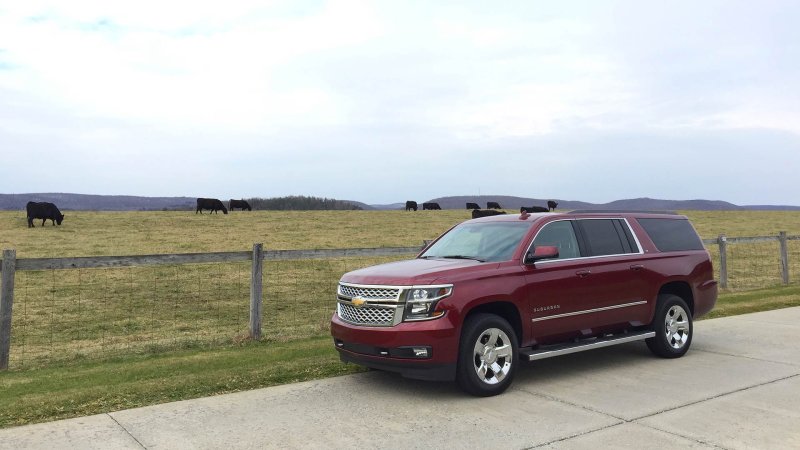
[2,287,799,428]
[704,285,800,319]
[0,336,362,428]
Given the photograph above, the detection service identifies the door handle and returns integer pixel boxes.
[630,264,644,271]
[575,270,591,278]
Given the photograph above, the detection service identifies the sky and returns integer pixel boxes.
[1,0,798,205]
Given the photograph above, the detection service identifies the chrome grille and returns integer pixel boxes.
[339,284,400,300]
[338,303,396,326]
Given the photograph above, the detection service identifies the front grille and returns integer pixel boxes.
[339,284,400,300]
[338,303,397,326]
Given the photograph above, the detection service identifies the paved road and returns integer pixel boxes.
[2,308,799,449]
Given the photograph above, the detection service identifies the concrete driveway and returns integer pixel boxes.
[2,307,799,449]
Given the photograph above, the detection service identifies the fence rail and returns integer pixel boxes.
[702,233,794,288]
[0,233,798,371]
[0,243,426,370]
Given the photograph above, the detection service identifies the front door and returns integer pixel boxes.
[523,219,598,343]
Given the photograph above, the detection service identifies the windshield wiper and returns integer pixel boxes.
[439,255,485,262]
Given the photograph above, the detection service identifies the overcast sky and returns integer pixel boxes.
[1,0,798,205]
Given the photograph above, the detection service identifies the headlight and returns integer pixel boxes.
[404,285,453,321]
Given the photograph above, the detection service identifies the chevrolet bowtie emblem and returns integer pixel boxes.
[352,297,367,308]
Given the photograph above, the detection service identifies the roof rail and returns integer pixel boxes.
[568,209,679,215]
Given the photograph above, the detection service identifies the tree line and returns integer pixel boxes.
[245,196,363,211]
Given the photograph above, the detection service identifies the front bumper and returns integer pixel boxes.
[330,313,459,381]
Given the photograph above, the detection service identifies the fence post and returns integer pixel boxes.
[779,231,790,285]
[1,249,17,370]
[718,235,728,289]
[249,243,263,341]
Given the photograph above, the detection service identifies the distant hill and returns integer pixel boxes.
[1,193,797,211]
[418,196,800,211]
[0,193,366,211]
[366,202,405,210]
[343,200,378,210]
[421,196,591,210]
[0,193,195,211]
[600,198,743,211]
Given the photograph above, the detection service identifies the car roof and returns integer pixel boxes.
[466,210,687,224]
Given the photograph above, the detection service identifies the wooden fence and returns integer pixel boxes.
[1,233,797,370]
[702,232,797,289]
[0,243,425,370]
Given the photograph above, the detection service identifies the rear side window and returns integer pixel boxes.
[578,219,637,256]
[637,218,704,252]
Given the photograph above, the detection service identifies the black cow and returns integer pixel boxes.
[26,201,64,227]
[196,198,228,214]
[422,202,441,210]
[521,206,549,213]
[548,200,558,211]
[229,199,252,211]
[405,201,418,211]
[471,209,507,219]
[466,202,480,210]
[487,202,502,209]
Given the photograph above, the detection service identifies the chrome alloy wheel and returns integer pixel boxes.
[472,328,513,385]
[665,305,690,349]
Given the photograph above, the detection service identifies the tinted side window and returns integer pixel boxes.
[532,220,581,259]
[578,219,633,256]
[638,218,704,252]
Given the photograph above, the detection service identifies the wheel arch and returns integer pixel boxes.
[658,281,695,315]
[462,301,523,345]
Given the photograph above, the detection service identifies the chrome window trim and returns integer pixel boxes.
[623,217,645,255]
[531,300,647,322]
[523,217,644,265]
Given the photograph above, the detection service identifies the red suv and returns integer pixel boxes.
[331,211,717,396]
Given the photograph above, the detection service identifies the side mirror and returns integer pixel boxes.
[525,245,559,264]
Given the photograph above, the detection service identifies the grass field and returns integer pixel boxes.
[1,209,799,427]
[0,210,461,258]
[2,209,799,367]
[3,209,800,258]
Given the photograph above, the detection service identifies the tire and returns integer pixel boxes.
[456,313,518,397]
[646,294,693,358]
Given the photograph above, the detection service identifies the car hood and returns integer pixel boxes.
[340,258,484,286]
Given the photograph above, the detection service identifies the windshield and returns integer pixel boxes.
[420,222,532,262]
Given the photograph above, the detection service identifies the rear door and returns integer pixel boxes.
[571,218,652,327]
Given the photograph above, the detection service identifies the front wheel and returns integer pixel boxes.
[646,294,693,358]
[456,314,518,397]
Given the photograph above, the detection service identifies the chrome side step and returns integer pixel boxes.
[520,330,655,362]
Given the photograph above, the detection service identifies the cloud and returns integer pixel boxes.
[0,0,798,204]
[0,0,382,132]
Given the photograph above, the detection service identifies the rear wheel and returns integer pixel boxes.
[646,294,693,358]
[456,314,518,396]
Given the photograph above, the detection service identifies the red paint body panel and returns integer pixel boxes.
[330,212,717,381]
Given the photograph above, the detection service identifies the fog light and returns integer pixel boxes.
[413,347,429,357]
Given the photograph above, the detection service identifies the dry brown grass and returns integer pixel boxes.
[682,210,800,238]
[2,209,800,368]
[3,209,799,258]
[0,210,464,258]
